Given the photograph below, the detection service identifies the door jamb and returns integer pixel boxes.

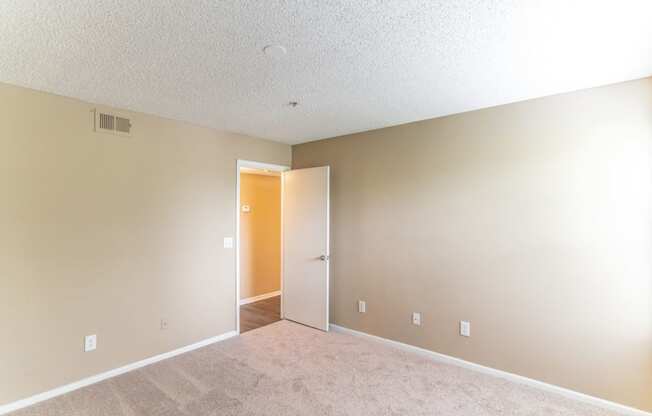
[235,159,290,335]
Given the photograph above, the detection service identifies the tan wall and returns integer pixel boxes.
[0,82,291,405]
[293,77,652,411]
[239,173,281,300]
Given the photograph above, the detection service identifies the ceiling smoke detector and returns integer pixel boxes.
[263,44,287,58]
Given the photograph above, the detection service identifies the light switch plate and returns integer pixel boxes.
[84,334,97,352]
[460,320,471,337]
[358,300,366,313]
[223,237,234,249]
[412,312,422,326]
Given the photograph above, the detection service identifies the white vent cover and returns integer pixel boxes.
[92,109,132,136]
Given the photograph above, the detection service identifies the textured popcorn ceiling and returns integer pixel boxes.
[1,1,651,144]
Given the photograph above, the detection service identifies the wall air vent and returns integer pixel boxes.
[99,113,114,130]
[115,117,131,134]
[92,109,132,137]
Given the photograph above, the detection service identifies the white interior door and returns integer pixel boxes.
[282,166,330,331]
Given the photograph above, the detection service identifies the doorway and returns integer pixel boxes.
[237,162,285,333]
[236,160,330,334]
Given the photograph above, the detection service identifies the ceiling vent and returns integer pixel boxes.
[92,109,132,136]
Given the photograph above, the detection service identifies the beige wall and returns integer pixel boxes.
[293,77,652,411]
[0,82,291,405]
[239,173,281,300]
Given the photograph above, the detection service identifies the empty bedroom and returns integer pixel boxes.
[1,1,651,415]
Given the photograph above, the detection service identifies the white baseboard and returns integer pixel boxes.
[239,290,281,305]
[0,330,237,416]
[330,324,650,416]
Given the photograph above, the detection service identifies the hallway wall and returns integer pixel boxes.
[240,172,281,300]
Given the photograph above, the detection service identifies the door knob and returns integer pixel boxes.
[319,255,329,261]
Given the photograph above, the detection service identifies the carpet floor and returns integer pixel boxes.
[11,320,620,416]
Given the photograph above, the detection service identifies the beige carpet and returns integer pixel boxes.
[11,320,620,416]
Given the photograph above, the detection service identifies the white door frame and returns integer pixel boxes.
[235,159,290,334]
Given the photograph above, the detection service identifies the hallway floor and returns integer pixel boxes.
[240,295,281,333]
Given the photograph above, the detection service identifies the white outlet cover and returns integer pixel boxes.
[84,334,97,352]
[358,300,366,313]
[412,312,422,326]
[223,237,234,249]
[460,320,471,337]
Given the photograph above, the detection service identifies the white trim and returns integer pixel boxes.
[280,171,285,320]
[329,324,650,416]
[238,160,289,172]
[324,166,330,332]
[239,290,281,305]
[235,159,289,335]
[0,331,237,416]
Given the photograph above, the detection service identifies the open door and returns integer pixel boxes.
[282,166,330,331]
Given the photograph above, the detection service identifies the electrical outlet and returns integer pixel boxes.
[358,300,366,313]
[412,312,422,326]
[160,319,169,330]
[223,237,234,249]
[84,334,97,352]
[460,320,471,337]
